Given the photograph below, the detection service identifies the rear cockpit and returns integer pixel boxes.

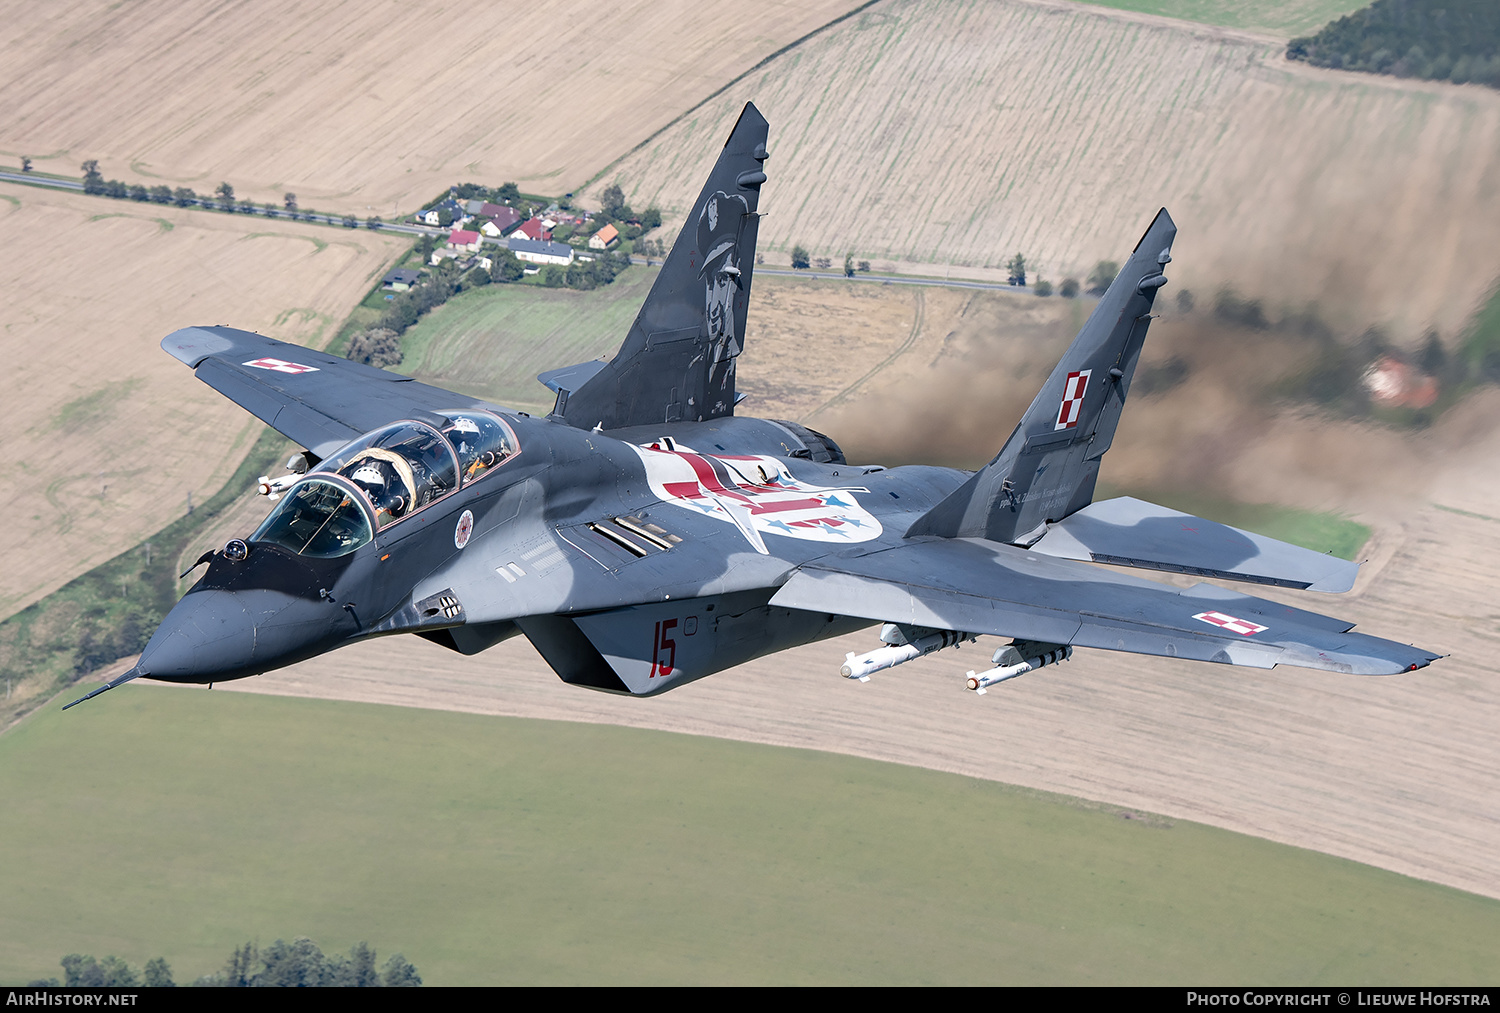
[442,411,517,484]
[250,410,519,556]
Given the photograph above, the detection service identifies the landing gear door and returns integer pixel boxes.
[572,599,716,694]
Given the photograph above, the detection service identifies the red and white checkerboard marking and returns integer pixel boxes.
[1054,369,1091,430]
[1193,610,1268,636]
[243,357,319,374]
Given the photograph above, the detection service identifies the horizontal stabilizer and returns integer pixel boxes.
[538,360,609,415]
[770,539,1436,676]
[538,360,608,394]
[1028,497,1359,592]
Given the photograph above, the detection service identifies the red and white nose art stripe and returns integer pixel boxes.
[1054,369,1091,430]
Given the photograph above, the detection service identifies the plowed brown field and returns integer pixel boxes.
[0,184,406,619]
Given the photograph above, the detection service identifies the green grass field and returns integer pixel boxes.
[3,688,1495,985]
[1079,0,1366,36]
[394,268,658,413]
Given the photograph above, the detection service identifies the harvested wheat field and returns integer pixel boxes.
[0,183,407,621]
[597,0,1500,341]
[0,0,861,216]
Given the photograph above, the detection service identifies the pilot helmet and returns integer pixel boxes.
[350,462,388,490]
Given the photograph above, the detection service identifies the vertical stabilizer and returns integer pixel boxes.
[907,209,1178,544]
[550,103,769,430]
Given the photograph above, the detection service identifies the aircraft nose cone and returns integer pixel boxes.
[139,588,348,683]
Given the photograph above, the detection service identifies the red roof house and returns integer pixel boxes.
[447,228,481,252]
[514,218,552,242]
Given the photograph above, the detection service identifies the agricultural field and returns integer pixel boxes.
[0,183,407,622]
[6,0,1500,981]
[1078,0,1368,35]
[0,0,863,217]
[4,688,1497,986]
[392,267,940,419]
[595,0,1500,342]
[393,269,660,415]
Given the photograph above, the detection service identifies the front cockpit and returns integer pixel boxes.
[133,410,522,688]
[251,479,374,557]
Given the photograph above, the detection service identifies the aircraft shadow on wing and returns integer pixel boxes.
[66,103,1439,711]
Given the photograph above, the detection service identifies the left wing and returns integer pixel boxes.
[163,326,493,458]
[769,537,1438,676]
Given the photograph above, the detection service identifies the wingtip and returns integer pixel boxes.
[1394,647,1444,674]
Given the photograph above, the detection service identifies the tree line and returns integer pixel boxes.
[784,244,1129,299]
[595,182,662,241]
[1287,0,1500,88]
[30,938,420,987]
[76,161,389,226]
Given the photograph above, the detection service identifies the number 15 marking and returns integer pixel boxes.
[650,619,678,678]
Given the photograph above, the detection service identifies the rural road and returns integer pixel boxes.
[0,170,1025,292]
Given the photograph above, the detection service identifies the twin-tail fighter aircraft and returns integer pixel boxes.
[67,103,1438,710]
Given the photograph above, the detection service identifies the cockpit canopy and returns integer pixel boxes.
[315,420,458,527]
[249,411,519,557]
[441,411,517,484]
[251,479,374,558]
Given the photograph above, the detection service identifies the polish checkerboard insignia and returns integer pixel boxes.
[243,357,320,374]
[1193,611,1268,636]
[1054,369,1091,430]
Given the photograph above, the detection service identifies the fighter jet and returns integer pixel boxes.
[66,103,1438,710]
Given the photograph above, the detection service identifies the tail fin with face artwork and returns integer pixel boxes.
[541,103,769,431]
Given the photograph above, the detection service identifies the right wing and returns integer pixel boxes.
[769,537,1437,676]
[163,325,495,459]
